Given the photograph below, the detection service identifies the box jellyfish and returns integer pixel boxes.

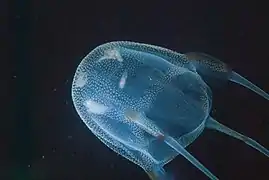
[71,41,268,180]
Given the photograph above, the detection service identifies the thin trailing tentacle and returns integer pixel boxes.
[125,109,218,179]
[185,52,269,101]
[206,117,269,157]
[229,71,269,100]
[146,166,174,180]
[164,136,219,180]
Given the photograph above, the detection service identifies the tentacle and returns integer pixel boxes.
[185,52,269,100]
[206,116,269,157]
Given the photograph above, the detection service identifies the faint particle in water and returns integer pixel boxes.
[28,164,31,168]
[41,155,45,159]
[110,163,115,169]
[239,32,245,37]
[68,135,73,139]
[13,75,17,79]
[53,88,57,92]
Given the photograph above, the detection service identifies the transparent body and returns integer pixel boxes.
[71,41,268,180]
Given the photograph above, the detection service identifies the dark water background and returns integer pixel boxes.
[4,0,269,179]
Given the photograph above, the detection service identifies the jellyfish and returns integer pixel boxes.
[71,41,268,180]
